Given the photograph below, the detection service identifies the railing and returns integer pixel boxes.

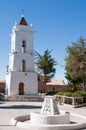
[56,95,85,107]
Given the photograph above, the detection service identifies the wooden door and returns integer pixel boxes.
[19,82,24,95]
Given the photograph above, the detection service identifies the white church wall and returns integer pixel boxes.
[14,33,34,53]
[6,16,38,96]
[9,54,14,71]
[12,25,34,53]
[9,54,34,72]
[9,72,38,95]
[6,74,11,95]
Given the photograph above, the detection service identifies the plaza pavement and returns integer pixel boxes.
[0,101,86,130]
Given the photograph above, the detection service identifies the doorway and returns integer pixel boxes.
[19,82,24,95]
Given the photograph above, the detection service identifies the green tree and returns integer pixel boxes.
[35,49,57,83]
[65,37,86,91]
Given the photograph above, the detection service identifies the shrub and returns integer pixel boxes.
[56,91,86,97]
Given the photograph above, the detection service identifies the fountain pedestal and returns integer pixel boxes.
[41,96,59,115]
[30,96,70,125]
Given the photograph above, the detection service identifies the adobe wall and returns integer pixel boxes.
[46,85,68,93]
[38,80,69,93]
[0,81,5,93]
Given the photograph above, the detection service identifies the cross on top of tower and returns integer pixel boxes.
[22,9,24,16]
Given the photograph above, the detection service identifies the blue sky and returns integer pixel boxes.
[0,0,86,82]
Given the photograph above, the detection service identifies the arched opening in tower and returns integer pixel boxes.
[22,60,26,72]
[22,40,26,53]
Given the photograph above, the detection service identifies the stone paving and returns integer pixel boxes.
[0,101,42,130]
[0,101,86,130]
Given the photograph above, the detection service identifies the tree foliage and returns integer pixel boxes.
[65,37,86,89]
[35,49,57,83]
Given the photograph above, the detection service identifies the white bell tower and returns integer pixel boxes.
[6,16,38,96]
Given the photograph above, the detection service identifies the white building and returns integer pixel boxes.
[6,16,38,96]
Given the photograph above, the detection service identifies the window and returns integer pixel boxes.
[22,60,26,72]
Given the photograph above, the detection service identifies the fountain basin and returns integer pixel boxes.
[11,96,86,130]
[30,112,70,124]
[11,112,86,130]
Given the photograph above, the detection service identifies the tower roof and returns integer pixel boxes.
[19,16,28,25]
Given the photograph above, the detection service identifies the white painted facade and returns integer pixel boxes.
[6,16,38,96]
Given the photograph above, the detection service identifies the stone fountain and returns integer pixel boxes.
[11,96,86,130]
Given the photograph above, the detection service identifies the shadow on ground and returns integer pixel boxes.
[0,105,42,109]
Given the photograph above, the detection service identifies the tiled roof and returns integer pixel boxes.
[46,79,66,85]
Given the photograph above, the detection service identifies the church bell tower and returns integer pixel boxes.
[6,16,38,96]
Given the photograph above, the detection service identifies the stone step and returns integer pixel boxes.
[5,95,44,102]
